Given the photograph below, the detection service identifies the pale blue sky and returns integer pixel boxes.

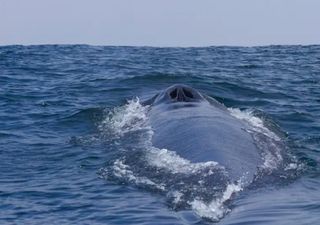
[1,0,319,46]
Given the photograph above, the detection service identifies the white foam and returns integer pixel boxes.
[111,159,166,191]
[171,191,184,204]
[284,162,304,171]
[229,108,283,170]
[146,147,220,174]
[190,182,243,221]
[99,98,151,137]
[229,108,280,141]
[261,141,283,170]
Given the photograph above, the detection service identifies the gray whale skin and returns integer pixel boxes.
[144,84,262,182]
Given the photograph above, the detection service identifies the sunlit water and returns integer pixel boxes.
[1,45,319,224]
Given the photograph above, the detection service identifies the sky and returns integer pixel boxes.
[0,0,319,47]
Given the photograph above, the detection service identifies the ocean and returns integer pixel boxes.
[1,45,319,224]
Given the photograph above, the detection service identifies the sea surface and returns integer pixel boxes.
[0,45,319,225]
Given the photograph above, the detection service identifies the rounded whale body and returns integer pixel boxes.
[145,84,263,182]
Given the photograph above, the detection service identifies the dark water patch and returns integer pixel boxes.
[60,107,105,128]
[235,64,263,69]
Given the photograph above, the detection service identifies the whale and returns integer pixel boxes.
[143,84,263,182]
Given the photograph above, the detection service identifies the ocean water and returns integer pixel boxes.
[0,45,319,225]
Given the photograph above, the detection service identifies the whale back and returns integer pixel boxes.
[148,99,262,181]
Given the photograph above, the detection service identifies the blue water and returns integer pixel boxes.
[1,45,319,224]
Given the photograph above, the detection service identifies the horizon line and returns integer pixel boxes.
[1,43,319,48]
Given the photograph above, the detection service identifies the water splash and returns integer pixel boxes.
[190,182,243,221]
[229,108,284,170]
[146,147,220,174]
[98,98,151,137]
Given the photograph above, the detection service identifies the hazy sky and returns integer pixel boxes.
[1,0,319,46]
